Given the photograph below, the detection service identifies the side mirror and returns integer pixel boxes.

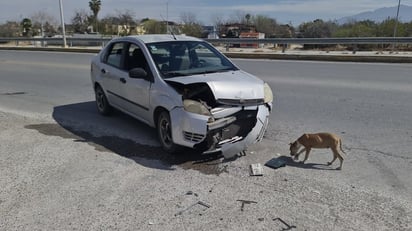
[129,68,148,79]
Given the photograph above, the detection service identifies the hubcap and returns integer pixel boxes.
[160,116,172,146]
[96,90,105,111]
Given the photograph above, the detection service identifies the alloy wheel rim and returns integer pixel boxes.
[96,90,105,111]
[160,117,172,146]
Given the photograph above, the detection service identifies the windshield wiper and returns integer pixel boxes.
[193,68,236,75]
[163,71,188,77]
[217,67,237,72]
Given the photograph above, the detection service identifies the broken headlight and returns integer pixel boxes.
[264,83,273,103]
[183,99,212,116]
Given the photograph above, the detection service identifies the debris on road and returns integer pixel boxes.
[236,199,257,211]
[265,157,287,169]
[185,191,199,197]
[250,163,263,176]
[175,201,211,216]
[273,217,296,230]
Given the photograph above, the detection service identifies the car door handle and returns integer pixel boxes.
[101,68,107,74]
[120,78,126,84]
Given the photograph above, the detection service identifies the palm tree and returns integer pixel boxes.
[245,14,251,25]
[89,0,101,32]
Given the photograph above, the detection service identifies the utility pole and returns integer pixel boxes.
[392,0,401,51]
[166,1,169,33]
[59,0,67,47]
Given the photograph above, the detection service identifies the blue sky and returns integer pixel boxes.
[1,0,411,26]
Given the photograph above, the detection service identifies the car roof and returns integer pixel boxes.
[115,34,203,44]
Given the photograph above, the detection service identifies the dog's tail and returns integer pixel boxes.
[339,139,346,154]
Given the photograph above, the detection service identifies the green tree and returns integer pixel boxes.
[298,19,337,38]
[298,19,337,49]
[89,0,101,32]
[252,15,277,37]
[405,22,412,37]
[333,20,377,37]
[142,19,166,34]
[180,12,203,37]
[21,18,32,36]
[274,24,294,38]
[377,18,406,37]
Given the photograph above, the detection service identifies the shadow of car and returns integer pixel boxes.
[43,101,225,174]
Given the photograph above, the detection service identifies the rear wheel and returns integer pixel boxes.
[95,85,112,115]
[157,111,179,153]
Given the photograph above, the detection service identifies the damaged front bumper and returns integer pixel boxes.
[170,103,271,158]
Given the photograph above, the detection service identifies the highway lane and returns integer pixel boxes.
[1,50,412,199]
[236,59,412,157]
[0,50,94,115]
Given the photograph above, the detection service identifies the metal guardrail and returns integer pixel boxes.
[1,36,412,62]
[0,37,113,47]
[206,37,412,45]
[1,37,412,47]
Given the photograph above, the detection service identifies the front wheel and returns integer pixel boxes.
[95,85,112,115]
[157,111,179,153]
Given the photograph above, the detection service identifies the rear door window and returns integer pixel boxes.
[104,42,125,69]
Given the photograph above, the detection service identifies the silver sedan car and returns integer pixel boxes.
[91,34,273,158]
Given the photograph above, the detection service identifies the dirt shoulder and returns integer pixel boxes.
[0,110,410,230]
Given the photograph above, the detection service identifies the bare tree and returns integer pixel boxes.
[180,12,198,25]
[0,21,20,37]
[71,9,91,33]
[210,13,226,36]
[180,12,203,37]
[229,10,248,24]
[100,15,117,35]
[100,10,137,35]
[116,9,135,25]
[31,10,58,36]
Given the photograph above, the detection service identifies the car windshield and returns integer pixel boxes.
[146,41,238,78]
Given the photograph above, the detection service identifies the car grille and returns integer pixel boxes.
[218,98,264,106]
[183,131,205,143]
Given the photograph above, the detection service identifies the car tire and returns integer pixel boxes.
[157,111,179,153]
[95,85,112,115]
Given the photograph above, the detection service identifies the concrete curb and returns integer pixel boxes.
[0,46,100,54]
[1,46,412,63]
[224,52,412,63]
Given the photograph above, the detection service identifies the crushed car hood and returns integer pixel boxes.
[165,70,265,101]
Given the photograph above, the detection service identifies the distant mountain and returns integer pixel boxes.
[337,5,412,24]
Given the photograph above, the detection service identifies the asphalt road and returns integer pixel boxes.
[1,50,411,230]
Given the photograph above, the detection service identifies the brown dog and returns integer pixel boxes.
[289,133,346,170]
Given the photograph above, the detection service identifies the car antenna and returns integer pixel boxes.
[170,30,177,40]
[161,14,177,40]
